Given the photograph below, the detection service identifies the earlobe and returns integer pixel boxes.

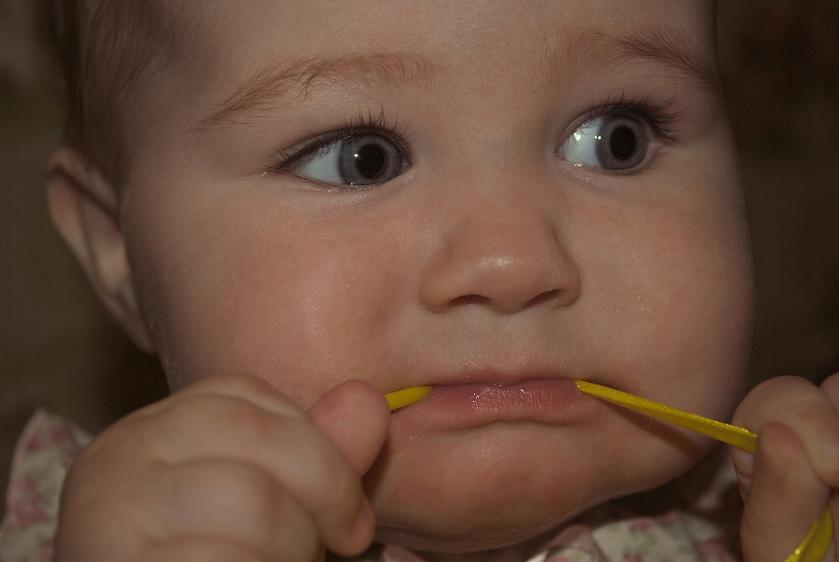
[45,148,156,354]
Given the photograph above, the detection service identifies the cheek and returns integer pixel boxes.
[576,178,753,418]
[124,186,407,405]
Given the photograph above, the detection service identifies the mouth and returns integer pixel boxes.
[390,373,598,431]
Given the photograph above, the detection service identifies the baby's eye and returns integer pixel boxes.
[559,114,654,172]
[287,133,409,187]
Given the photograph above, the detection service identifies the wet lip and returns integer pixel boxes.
[392,376,596,431]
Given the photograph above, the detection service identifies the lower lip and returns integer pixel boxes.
[393,378,594,431]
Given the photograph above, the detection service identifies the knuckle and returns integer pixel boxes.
[188,373,278,399]
[232,468,286,528]
[753,376,813,404]
[735,376,820,427]
[795,408,833,439]
[173,393,267,434]
[61,456,101,513]
[64,426,145,501]
[209,464,321,561]
[66,443,98,482]
[144,539,265,562]
[176,375,306,421]
[821,373,839,405]
[181,459,238,492]
[171,460,282,525]
[152,394,289,462]
[75,417,138,461]
[241,406,300,451]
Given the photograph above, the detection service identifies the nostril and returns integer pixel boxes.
[449,294,491,307]
[448,290,561,312]
[525,289,560,309]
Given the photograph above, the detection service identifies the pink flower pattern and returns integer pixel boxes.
[0,410,90,562]
[1,410,741,562]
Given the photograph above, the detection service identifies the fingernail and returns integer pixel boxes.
[738,480,750,500]
[756,426,791,479]
[821,437,839,466]
[731,447,755,477]
[349,501,375,547]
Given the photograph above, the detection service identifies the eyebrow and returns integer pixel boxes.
[197,52,439,130]
[545,27,719,93]
[198,27,717,131]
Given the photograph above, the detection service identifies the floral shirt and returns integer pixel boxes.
[0,410,90,562]
[0,410,741,562]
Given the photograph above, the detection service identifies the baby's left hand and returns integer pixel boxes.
[732,373,839,562]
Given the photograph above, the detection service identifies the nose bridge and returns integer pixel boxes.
[418,166,581,315]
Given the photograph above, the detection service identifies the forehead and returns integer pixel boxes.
[133,0,716,153]
[176,1,714,85]
[186,1,711,47]
[162,1,714,134]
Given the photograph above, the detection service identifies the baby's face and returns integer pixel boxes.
[119,0,752,554]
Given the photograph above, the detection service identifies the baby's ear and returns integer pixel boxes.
[45,148,155,354]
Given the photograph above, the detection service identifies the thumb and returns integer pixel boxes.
[740,422,829,562]
[308,380,391,475]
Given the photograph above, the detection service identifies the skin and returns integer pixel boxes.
[45,1,839,560]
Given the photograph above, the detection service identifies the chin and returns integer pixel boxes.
[366,422,704,554]
[374,497,596,554]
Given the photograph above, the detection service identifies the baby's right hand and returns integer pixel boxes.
[54,375,391,562]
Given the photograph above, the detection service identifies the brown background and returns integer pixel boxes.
[1,2,838,506]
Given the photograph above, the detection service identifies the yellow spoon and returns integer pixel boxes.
[573,380,833,562]
[385,385,432,411]
[384,381,833,562]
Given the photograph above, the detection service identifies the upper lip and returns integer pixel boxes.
[415,368,580,389]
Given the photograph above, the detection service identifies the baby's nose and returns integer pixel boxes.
[418,200,580,315]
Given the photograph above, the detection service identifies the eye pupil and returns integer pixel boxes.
[609,125,637,161]
[352,143,386,180]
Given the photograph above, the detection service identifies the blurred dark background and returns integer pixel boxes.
[1,2,837,504]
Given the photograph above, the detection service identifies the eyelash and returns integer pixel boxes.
[271,108,414,172]
[269,93,681,174]
[579,91,682,145]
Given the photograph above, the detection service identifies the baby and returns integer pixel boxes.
[9,1,839,560]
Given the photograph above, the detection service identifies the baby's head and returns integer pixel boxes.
[46,0,753,555]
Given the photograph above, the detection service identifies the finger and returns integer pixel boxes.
[730,446,755,498]
[821,372,839,409]
[146,394,370,556]
[308,380,390,553]
[145,539,267,562]
[830,493,839,561]
[145,539,326,562]
[144,374,307,421]
[741,422,829,562]
[141,459,321,561]
[733,376,839,488]
[308,380,391,474]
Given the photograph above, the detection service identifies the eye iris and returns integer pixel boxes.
[559,112,652,172]
[609,125,637,161]
[593,117,647,170]
[339,136,398,185]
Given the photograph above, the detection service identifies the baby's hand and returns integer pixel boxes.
[732,373,839,561]
[54,375,390,562]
